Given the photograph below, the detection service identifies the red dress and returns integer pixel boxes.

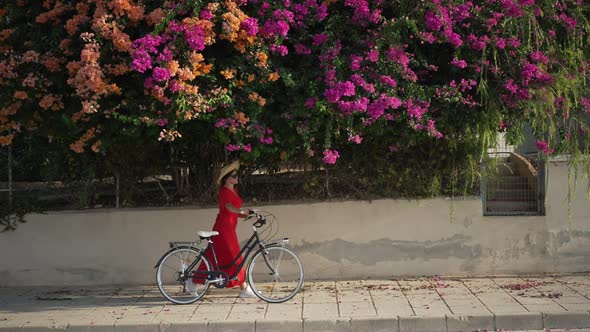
[193,186,245,288]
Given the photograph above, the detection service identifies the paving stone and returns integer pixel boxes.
[338,302,376,317]
[350,317,398,332]
[446,314,494,332]
[113,322,160,332]
[161,321,207,332]
[264,304,302,320]
[207,319,255,332]
[303,318,350,332]
[302,303,339,319]
[398,315,446,332]
[495,312,543,330]
[255,319,303,332]
[543,311,590,329]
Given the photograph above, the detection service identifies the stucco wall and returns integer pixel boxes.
[1,159,589,286]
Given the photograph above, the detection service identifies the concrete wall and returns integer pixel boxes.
[1,159,590,286]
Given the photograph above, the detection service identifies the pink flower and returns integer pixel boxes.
[312,33,329,46]
[199,9,213,20]
[304,97,316,109]
[241,18,259,36]
[366,49,379,62]
[260,136,273,144]
[536,140,554,155]
[581,97,590,113]
[295,44,311,55]
[388,145,399,152]
[348,134,363,144]
[425,10,443,31]
[152,67,171,81]
[322,149,340,164]
[450,59,467,69]
[270,44,288,56]
[529,51,549,64]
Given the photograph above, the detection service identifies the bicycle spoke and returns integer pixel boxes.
[248,246,303,303]
[156,248,211,304]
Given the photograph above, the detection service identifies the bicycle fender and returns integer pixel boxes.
[154,246,200,268]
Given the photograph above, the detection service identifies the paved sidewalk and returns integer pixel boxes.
[1,275,590,331]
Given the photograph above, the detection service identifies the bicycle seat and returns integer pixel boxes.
[198,231,219,239]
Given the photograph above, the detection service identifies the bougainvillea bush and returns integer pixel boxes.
[0,0,589,200]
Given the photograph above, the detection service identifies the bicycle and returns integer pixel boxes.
[154,210,304,304]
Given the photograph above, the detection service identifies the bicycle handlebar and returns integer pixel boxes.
[245,209,266,228]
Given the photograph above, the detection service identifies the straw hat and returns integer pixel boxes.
[216,160,240,185]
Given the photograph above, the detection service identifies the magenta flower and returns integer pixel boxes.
[312,33,329,46]
[425,10,443,31]
[199,10,214,20]
[241,18,259,36]
[535,140,554,155]
[260,136,273,144]
[322,149,340,164]
[152,67,171,82]
[450,59,467,69]
[131,48,154,73]
[304,97,317,109]
[366,49,379,62]
[295,44,312,55]
[581,97,590,113]
[348,134,363,144]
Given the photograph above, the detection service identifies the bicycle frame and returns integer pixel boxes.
[185,225,269,282]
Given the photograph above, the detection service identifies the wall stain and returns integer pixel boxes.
[55,268,108,281]
[294,234,482,265]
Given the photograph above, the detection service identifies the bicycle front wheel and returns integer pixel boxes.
[156,247,211,304]
[247,245,304,303]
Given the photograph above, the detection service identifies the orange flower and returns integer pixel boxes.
[111,28,132,52]
[167,60,180,76]
[201,63,213,74]
[39,95,55,110]
[91,140,102,153]
[257,97,266,106]
[235,80,245,87]
[184,84,199,95]
[234,111,249,124]
[13,91,28,100]
[106,63,129,76]
[146,8,165,26]
[190,52,205,64]
[42,56,62,72]
[23,50,40,63]
[69,127,97,153]
[0,29,14,42]
[177,67,196,81]
[248,92,260,102]
[268,72,280,81]
[0,134,14,146]
[256,52,268,67]
[220,68,236,80]
[59,39,73,55]
[35,1,67,24]
[248,74,256,82]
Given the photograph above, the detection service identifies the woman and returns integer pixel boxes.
[188,160,256,298]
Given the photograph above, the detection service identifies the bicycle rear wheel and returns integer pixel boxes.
[247,245,304,303]
[156,247,211,304]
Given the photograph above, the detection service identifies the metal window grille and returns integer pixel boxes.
[482,133,545,216]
